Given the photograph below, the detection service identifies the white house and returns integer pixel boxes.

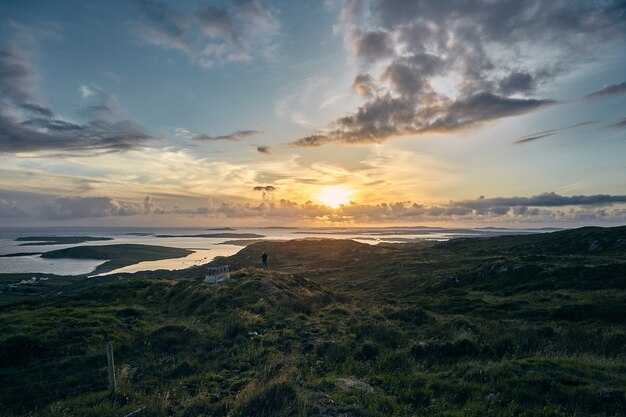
[205,265,230,284]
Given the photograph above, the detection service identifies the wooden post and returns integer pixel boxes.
[106,342,116,392]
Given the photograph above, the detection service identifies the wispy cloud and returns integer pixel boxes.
[583,81,626,100]
[608,116,626,129]
[0,31,154,154]
[292,0,626,146]
[134,0,280,68]
[175,128,262,142]
[512,120,600,145]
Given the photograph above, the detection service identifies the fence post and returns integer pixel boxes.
[106,342,116,392]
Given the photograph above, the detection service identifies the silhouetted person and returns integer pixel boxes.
[261,252,268,270]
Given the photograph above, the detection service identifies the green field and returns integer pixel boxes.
[0,226,625,416]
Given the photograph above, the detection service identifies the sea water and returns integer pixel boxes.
[0,226,553,276]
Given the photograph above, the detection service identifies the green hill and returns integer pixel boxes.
[1,226,625,416]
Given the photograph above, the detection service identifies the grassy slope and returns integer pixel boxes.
[40,244,193,274]
[0,227,625,416]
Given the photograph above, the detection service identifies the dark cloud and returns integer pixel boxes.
[449,192,626,212]
[512,120,600,145]
[0,112,153,153]
[512,132,555,145]
[352,73,376,96]
[349,28,394,63]
[430,93,555,131]
[292,0,626,146]
[0,33,155,154]
[0,40,53,117]
[498,72,535,95]
[0,199,28,217]
[292,93,553,146]
[583,82,626,100]
[256,145,271,154]
[253,185,276,200]
[253,185,277,192]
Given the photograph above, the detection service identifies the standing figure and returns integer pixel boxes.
[261,252,269,270]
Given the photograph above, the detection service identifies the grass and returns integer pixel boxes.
[0,226,625,416]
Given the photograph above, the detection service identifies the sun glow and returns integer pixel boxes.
[317,186,353,208]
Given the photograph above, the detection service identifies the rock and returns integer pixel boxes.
[336,377,373,392]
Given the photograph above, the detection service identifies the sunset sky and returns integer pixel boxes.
[1,0,625,227]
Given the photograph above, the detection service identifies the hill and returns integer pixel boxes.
[0,226,625,416]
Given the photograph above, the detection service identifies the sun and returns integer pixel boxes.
[317,186,353,208]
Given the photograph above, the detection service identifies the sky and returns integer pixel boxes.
[0,0,625,227]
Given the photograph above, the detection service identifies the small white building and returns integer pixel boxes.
[205,265,230,284]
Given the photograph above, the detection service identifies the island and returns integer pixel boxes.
[40,244,193,274]
[15,236,113,246]
[154,233,265,239]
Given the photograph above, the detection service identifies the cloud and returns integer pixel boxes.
[165,191,626,224]
[0,32,155,154]
[348,28,394,63]
[176,128,262,142]
[0,38,53,117]
[0,113,153,153]
[253,185,276,192]
[608,116,626,129]
[134,0,279,67]
[78,84,120,118]
[292,93,553,146]
[292,0,626,146]
[253,185,276,200]
[0,199,27,217]
[8,189,626,225]
[498,72,536,95]
[583,81,626,100]
[512,120,600,145]
[35,196,143,219]
[135,0,192,53]
[257,145,271,154]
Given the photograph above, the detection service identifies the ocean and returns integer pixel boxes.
[0,226,556,276]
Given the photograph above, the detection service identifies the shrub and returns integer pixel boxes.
[223,314,248,339]
[356,342,380,361]
[149,325,199,353]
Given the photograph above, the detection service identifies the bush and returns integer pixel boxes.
[149,325,199,353]
[0,335,51,366]
[231,381,304,417]
[356,342,380,361]
[223,314,248,339]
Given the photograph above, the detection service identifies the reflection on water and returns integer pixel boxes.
[100,249,214,276]
[0,226,553,276]
[0,254,106,275]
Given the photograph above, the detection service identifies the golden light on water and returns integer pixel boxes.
[317,186,353,208]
